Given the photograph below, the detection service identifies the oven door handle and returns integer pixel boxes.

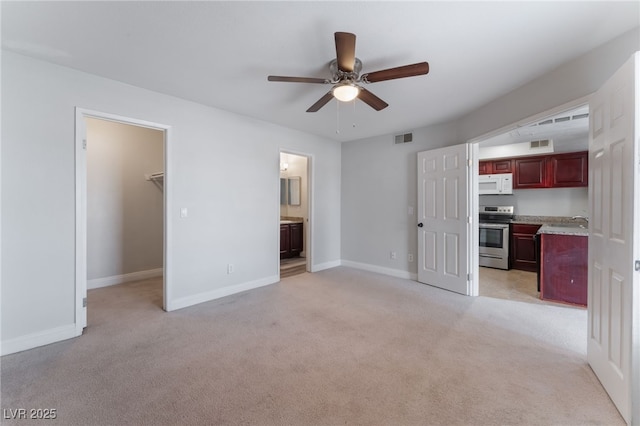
[479,223,509,229]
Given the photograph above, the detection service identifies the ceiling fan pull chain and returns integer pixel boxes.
[336,100,340,134]
[352,99,357,128]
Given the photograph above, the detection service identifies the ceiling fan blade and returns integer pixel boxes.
[358,88,389,111]
[268,76,329,84]
[363,62,429,83]
[306,91,334,112]
[335,32,356,72]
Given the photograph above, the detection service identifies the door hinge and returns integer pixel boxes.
[635,260,640,272]
[467,273,473,281]
[83,297,87,308]
[82,139,87,150]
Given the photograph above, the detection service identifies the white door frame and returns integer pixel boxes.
[466,94,591,297]
[278,149,313,275]
[74,108,172,334]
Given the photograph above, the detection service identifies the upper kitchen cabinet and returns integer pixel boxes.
[479,159,513,175]
[547,151,588,187]
[484,151,588,189]
[514,156,547,189]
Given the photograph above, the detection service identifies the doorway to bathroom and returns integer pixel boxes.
[279,151,310,278]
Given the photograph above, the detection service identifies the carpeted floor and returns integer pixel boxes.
[1,267,623,425]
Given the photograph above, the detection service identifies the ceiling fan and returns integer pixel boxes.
[267,32,429,112]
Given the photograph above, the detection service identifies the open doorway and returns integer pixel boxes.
[279,151,310,278]
[75,108,170,332]
[472,99,590,304]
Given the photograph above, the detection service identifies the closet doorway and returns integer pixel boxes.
[279,151,311,278]
[75,109,170,331]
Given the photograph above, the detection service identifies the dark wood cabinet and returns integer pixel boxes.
[479,159,513,175]
[510,223,541,272]
[491,159,514,174]
[479,161,491,175]
[540,233,587,306]
[482,151,588,189]
[547,151,588,187]
[514,156,547,189]
[280,222,303,259]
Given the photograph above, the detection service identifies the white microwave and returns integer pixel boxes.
[478,173,513,195]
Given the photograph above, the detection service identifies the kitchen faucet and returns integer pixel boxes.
[571,215,589,223]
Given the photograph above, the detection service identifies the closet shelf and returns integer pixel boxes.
[145,172,164,181]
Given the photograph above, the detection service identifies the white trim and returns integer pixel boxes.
[75,108,172,337]
[279,149,314,276]
[166,276,279,312]
[1,325,77,356]
[341,260,417,280]
[467,94,592,144]
[311,260,342,272]
[88,268,164,290]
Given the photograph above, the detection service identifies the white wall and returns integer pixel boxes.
[1,51,341,354]
[341,28,639,277]
[86,118,164,284]
[479,188,588,218]
[341,122,459,277]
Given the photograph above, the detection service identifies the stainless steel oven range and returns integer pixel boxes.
[479,206,514,270]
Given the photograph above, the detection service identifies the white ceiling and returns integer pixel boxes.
[2,1,639,142]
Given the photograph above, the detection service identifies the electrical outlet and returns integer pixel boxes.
[227,264,234,274]
[390,251,397,260]
[408,253,414,262]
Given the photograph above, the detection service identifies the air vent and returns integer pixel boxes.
[530,139,551,149]
[394,132,413,144]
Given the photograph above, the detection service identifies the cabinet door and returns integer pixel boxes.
[540,234,587,306]
[492,159,513,174]
[479,161,492,175]
[289,223,303,256]
[548,151,588,187]
[510,224,541,272]
[514,156,547,188]
[280,224,290,259]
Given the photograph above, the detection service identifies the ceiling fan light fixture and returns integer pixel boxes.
[332,83,359,102]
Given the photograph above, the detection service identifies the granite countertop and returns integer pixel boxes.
[280,217,304,224]
[511,215,589,236]
[537,224,589,236]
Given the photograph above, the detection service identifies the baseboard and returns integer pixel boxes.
[1,324,78,356]
[310,260,341,272]
[340,260,417,280]
[88,268,163,289]
[166,275,280,312]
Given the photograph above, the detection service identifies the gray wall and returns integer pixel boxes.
[86,118,164,282]
[341,28,639,277]
[1,51,341,352]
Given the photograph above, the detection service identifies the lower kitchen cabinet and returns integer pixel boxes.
[510,223,541,272]
[280,222,303,259]
[540,233,587,306]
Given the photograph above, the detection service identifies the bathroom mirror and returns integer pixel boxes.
[280,178,287,205]
[288,177,301,206]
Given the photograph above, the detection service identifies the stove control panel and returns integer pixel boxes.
[480,206,514,214]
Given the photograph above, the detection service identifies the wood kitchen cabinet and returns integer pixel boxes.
[510,223,541,272]
[540,233,588,306]
[514,156,547,189]
[481,151,588,189]
[479,159,513,175]
[280,222,303,259]
[547,151,588,187]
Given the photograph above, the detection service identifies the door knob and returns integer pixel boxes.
[417,223,424,228]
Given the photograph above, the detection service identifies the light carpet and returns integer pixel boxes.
[1,267,623,425]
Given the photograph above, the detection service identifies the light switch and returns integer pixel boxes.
[180,208,188,218]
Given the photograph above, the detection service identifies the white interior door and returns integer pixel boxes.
[417,144,472,295]
[587,52,639,424]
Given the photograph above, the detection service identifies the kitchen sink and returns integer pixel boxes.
[547,223,587,229]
